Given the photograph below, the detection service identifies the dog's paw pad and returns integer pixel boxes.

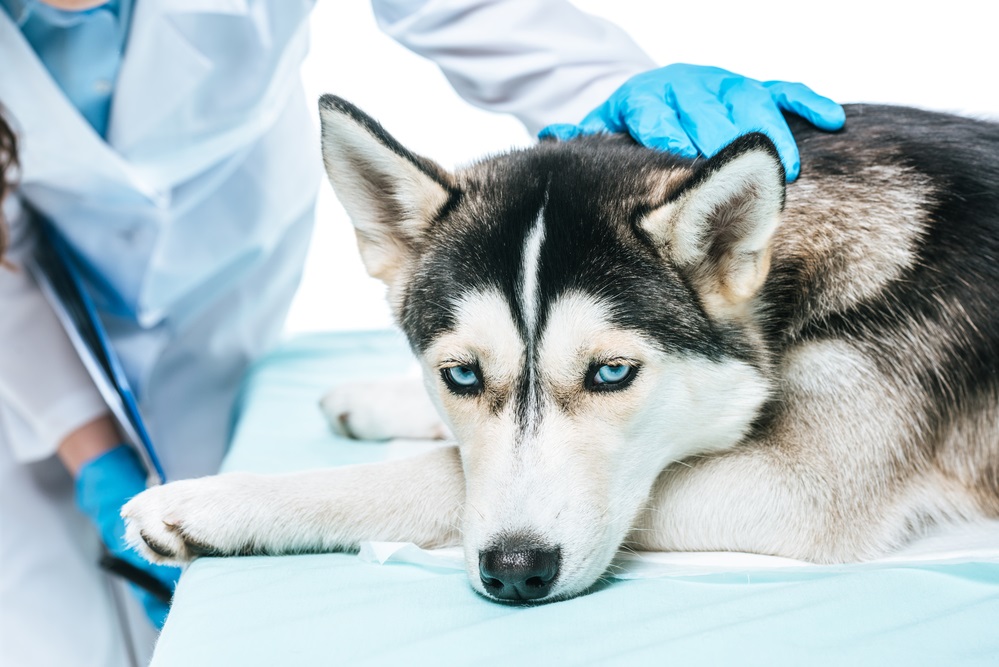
[181,533,229,558]
[138,528,180,560]
[122,499,193,564]
[334,411,359,440]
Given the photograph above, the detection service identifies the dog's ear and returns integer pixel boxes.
[318,95,454,290]
[639,133,785,319]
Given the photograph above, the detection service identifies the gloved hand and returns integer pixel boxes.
[76,445,181,629]
[539,63,845,181]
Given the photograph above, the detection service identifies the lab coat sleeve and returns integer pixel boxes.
[370,0,657,134]
[0,197,109,463]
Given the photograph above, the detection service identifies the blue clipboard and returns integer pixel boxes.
[27,222,166,484]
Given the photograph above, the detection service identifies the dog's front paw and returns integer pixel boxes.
[121,474,261,565]
[320,379,450,441]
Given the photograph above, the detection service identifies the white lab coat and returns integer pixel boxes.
[0,1,654,665]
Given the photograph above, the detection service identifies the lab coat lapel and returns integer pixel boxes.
[0,12,158,202]
[108,0,250,159]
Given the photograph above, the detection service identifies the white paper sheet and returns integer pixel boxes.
[358,519,999,579]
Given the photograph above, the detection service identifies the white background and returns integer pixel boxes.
[285,0,998,335]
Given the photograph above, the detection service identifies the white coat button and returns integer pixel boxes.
[94,79,113,95]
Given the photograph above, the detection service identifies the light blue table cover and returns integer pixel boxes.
[151,331,999,666]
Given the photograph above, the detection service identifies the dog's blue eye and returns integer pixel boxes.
[448,366,478,386]
[586,363,638,392]
[442,365,482,395]
[596,364,630,383]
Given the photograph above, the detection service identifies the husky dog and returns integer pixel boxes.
[123,97,999,603]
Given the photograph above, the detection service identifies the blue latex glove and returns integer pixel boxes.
[539,64,845,181]
[76,445,181,629]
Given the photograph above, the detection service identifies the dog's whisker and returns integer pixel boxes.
[466,502,485,522]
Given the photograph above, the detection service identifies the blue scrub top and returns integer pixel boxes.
[0,0,133,137]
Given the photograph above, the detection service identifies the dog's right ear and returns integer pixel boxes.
[318,95,454,290]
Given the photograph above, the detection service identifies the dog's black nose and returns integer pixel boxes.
[479,545,560,601]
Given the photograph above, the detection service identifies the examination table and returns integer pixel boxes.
[150,331,999,666]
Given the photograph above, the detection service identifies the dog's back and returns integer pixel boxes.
[759,106,999,517]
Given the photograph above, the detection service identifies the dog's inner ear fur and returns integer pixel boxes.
[639,134,785,319]
[318,96,453,291]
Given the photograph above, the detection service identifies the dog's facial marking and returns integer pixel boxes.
[399,137,758,365]
[518,190,548,340]
[515,190,549,437]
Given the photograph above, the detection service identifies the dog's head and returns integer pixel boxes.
[319,96,782,602]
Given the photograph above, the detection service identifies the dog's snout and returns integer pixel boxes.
[478,542,560,601]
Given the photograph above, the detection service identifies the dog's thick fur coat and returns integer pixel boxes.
[123,99,999,602]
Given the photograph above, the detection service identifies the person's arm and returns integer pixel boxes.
[0,204,111,465]
[371,0,844,181]
[371,0,656,134]
[0,201,179,629]
[57,413,120,476]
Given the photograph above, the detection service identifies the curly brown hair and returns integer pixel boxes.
[0,107,17,261]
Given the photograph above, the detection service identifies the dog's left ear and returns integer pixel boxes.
[639,133,785,319]
[318,95,455,294]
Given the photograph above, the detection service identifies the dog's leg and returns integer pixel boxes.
[122,446,464,565]
[320,378,450,441]
[634,445,987,563]
[628,447,846,561]
[629,340,983,562]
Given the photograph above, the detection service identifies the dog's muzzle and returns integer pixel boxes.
[478,538,561,601]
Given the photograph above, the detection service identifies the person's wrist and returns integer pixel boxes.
[57,414,121,477]
[74,442,147,551]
